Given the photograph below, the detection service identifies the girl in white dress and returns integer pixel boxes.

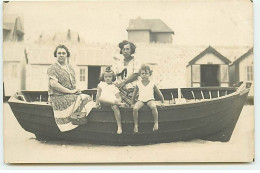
[96,67,125,134]
[131,65,165,133]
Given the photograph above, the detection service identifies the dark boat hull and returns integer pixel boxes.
[8,85,249,145]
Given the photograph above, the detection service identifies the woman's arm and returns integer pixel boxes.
[118,73,139,88]
[131,85,138,105]
[154,85,164,103]
[49,79,77,94]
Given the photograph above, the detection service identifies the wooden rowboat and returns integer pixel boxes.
[8,82,251,145]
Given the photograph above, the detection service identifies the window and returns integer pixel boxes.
[80,68,86,81]
[246,65,253,81]
[192,65,200,82]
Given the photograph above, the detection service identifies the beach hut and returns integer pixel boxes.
[3,44,27,97]
[75,47,114,90]
[25,46,55,91]
[229,48,254,103]
[127,17,174,43]
[132,44,249,89]
[186,46,231,87]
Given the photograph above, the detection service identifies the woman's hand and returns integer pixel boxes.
[76,89,82,94]
[95,103,101,109]
[159,102,165,108]
[70,89,81,94]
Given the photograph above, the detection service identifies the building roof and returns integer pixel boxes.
[231,47,253,65]
[187,45,231,66]
[22,43,251,88]
[3,14,24,33]
[127,17,174,33]
[26,44,116,66]
[3,23,14,30]
[75,48,114,66]
[53,30,81,43]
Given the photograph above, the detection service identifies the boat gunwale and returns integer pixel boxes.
[8,87,246,110]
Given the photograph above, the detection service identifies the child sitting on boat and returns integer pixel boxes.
[95,67,125,134]
[131,64,165,133]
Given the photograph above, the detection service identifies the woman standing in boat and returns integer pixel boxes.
[112,40,141,106]
[47,45,93,132]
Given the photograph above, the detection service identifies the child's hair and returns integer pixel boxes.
[138,64,153,75]
[100,66,116,82]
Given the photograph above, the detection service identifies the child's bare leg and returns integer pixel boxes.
[147,101,159,131]
[133,101,144,133]
[115,100,126,107]
[99,98,125,107]
[111,105,122,134]
[99,97,115,106]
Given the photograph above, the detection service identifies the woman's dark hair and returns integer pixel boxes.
[119,40,136,54]
[54,45,70,57]
[100,66,116,82]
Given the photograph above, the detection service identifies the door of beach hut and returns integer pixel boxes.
[88,66,101,89]
[200,65,220,87]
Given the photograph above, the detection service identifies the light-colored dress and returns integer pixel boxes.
[112,56,141,89]
[97,81,120,103]
[47,62,93,132]
[112,56,141,106]
[136,80,155,102]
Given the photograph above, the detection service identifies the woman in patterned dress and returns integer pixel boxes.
[112,40,141,106]
[47,45,93,132]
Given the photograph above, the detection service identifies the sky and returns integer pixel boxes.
[3,0,253,46]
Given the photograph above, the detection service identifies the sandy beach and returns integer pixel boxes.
[3,103,254,163]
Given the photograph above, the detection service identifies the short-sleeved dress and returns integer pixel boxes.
[112,57,141,106]
[47,62,92,132]
[97,81,120,103]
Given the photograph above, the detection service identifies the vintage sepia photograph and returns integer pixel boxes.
[2,0,254,163]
